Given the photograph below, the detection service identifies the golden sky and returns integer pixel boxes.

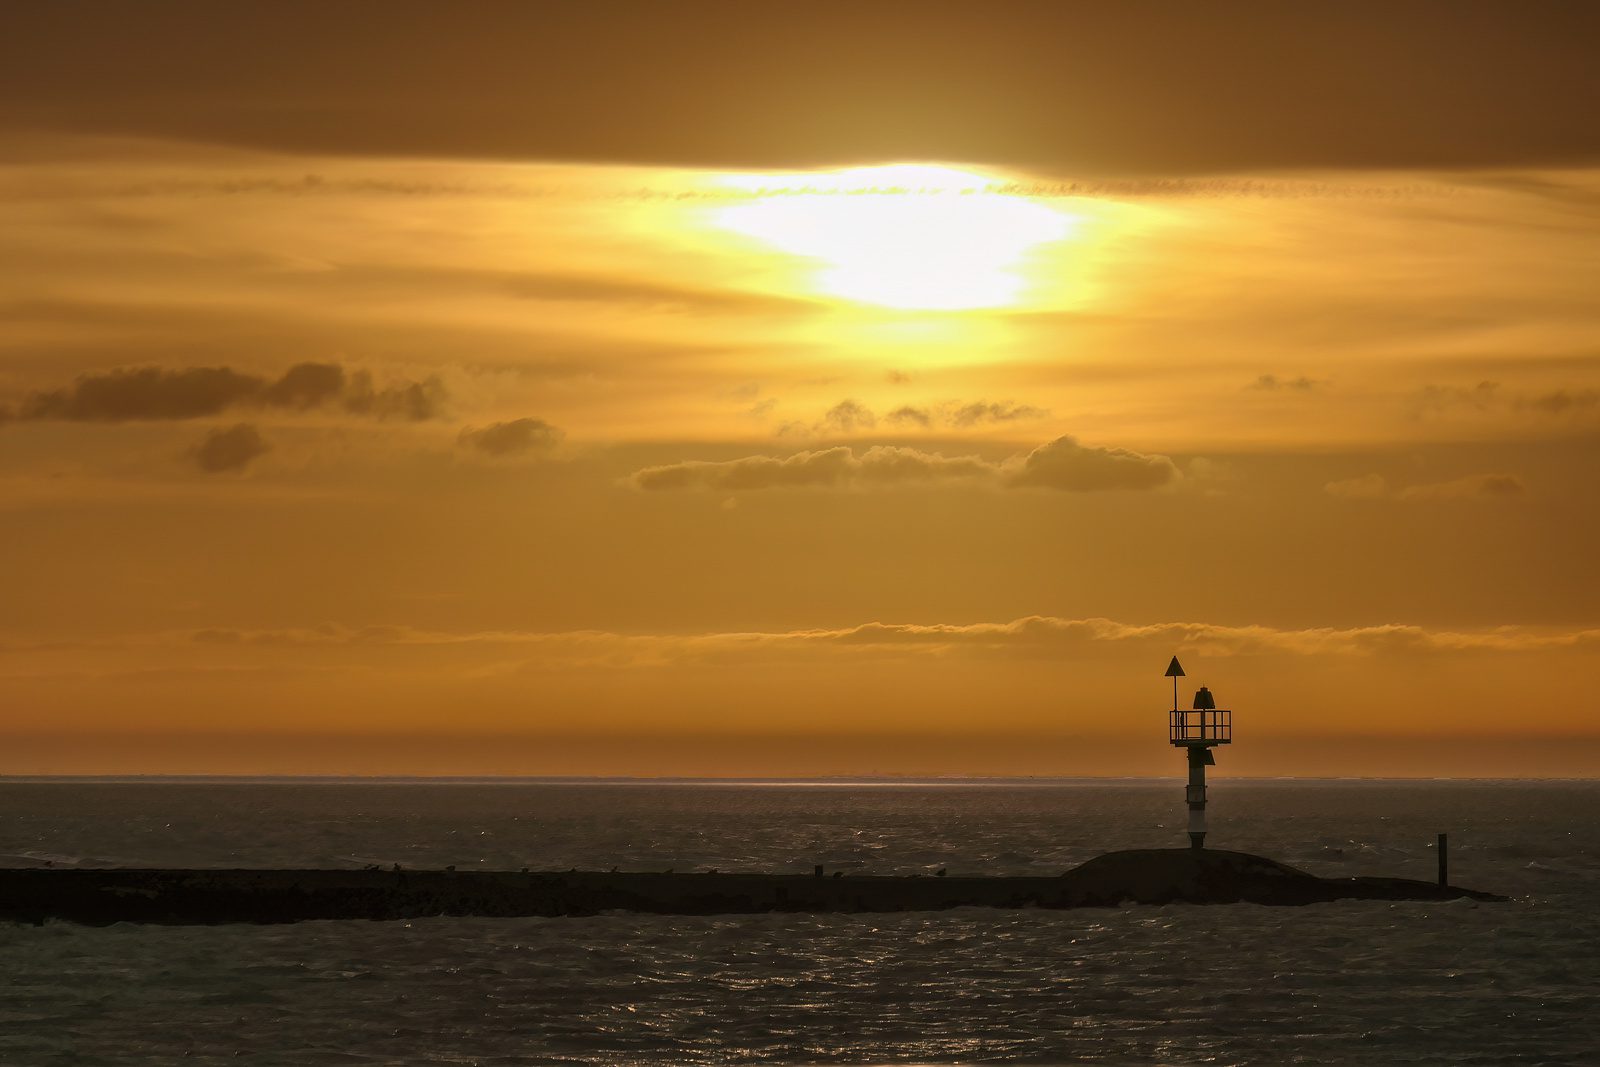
[3,3,1599,776]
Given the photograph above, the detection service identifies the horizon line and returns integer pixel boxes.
[4,773,1598,785]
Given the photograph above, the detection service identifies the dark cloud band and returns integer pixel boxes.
[8,363,445,423]
[5,4,1598,173]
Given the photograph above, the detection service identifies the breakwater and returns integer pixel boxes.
[0,849,1505,926]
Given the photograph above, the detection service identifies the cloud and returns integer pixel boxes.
[1184,457,1233,482]
[885,405,932,427]
[1249,374,1325,392]
[10,363,446,423]
[19,366,264,421]
[949,401,1048,425]
[794,617,1600,661]
[1324,474,1389,499]
[631,445,994,491]
[1413,381,1501,415]
[746,616,1600,658]
[632,435,1176,493]
[457,417,563,457]
[339,370,446,421]
[777,399,878,437]
[1325,472,1526,501]
[497,270,817,315]
[164,615,1600,666]
[855,448,997,485]
[191,423,269,473]
[1008,436,1179,491]
[322,264,816,316]
[1411,382,1600,424]
[1525,388,1600,415]
[259,362,345,408]
[789,398,1048,435]
[817,399,877,433]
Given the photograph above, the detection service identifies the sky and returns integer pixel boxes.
[3,2,1599,776]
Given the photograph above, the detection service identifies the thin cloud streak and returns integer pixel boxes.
[630,436,1177,492]
[1325,472,1526,501]
[134,615,1600,664]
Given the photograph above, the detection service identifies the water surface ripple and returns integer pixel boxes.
[1,779,1595,1065]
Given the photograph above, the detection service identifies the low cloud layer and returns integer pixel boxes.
[192,423,269,473]
[1325,472,1526,501]
[632,445,994,491]
[458,417,563,458]
[7,363,445,423]
[159,614,1600,666]
[631,435,1178,493]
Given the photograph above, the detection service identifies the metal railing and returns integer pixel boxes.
[1170,708,1231,744]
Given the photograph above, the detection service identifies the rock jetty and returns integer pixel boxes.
[0,849,1505,926]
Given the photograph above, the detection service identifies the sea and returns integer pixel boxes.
[1,778,1596,1066]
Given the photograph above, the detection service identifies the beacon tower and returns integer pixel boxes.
[1166,656,1232,850]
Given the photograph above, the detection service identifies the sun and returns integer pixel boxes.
[709,164,1077,311]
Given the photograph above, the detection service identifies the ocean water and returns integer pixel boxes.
[1,778,1596,1065]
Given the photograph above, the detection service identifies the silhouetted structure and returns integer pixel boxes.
[0,853,1503,926]
[1167,657,1232,849]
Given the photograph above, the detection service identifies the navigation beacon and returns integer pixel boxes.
[1165,656,1232,850]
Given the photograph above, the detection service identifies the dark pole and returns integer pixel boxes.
[1437,833,1448,887]
[1187,747,1207,850]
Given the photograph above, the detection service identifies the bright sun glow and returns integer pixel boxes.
[710,164,1077,310]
